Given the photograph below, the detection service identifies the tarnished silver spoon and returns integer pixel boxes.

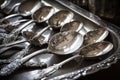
[0,9,73,47]
[0,0,41,22]
[34,41,113,80]
[0,26,109,76]
[1,6,55,44]
[0,31,83,76]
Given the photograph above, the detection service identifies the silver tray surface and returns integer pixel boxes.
[0,0,120,80]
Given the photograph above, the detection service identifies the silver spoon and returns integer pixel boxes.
[1,6,54,44]
[0,27,109,75]
[60,20,87,35]
[0,0,41,22]
[0,9,73,47]
[0,31,83,76]
[0,0,11,9]
[34,41,113,80]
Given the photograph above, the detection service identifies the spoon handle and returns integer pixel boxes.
[5,3,21,14]
[0,45,24,55]
[0,44,29,60]
[0,24,8,28]
[0,39,27,48]
[2,31,20,44]
[14,20,34,32]
[0,19,28,29]
[0,49,48,76]
[1,20,33,44]
[0,33,7,37]
[0,13,20,23]
[33,25,51,38]
[0,59,46,68]
[0,0,11,9]
[0,58,24,76]
[34,54,81,80]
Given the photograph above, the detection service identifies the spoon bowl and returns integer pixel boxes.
[60,20,87,35]
[18,0,42,16]
[32,6,55,23]
[48,10,74,28]
[80,41,113,58]
[83,27,109,46]
[48,31,83,55]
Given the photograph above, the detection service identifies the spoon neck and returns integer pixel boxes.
[13,20,34,33]
[1,39,27,47]
[4,13,20,20]
[21,49,48,62]
[33,25,51,38]
[5,2,21,14]
[57,54,81,67]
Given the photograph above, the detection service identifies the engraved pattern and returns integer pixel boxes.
[0,59,23,76]
[2,31,20,44]
[34,64,60,80]
[24,61,46,68]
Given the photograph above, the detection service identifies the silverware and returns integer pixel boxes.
[34,41,113,80]
[0,6,54,45]
[0,31,83,76]
[0,9,73,47]
[0,0,41,22]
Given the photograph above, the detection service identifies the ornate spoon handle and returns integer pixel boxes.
[0,45,30,63]
[1,20,34,44]
[34,54,81,80]
[0,58,24,76]
[0,49,47,76]
[0,59,46,68]
[2,31,20,44]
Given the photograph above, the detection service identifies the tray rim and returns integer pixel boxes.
[47,0,120,80]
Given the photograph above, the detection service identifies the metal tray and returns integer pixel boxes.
[0,0,120,80]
